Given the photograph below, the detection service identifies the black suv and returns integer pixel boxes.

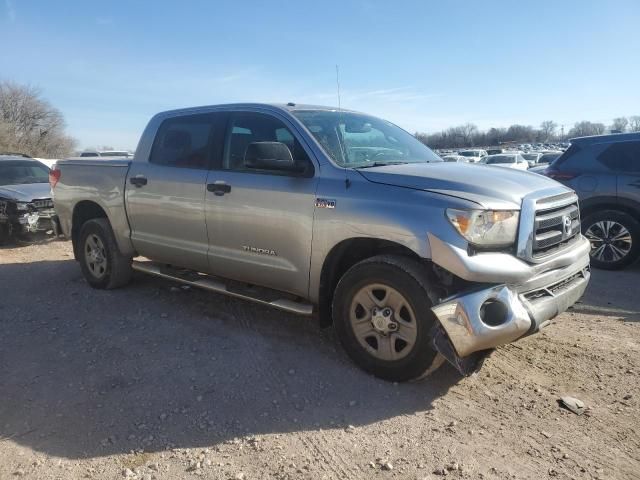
[544,133,640,269]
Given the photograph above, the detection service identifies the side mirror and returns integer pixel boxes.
[244,142,303,172]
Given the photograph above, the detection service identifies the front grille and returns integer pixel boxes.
[532,199,580,258]
[32,199,54,209]
[523,268,589,301]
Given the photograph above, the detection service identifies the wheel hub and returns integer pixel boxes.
[371,307,397,335]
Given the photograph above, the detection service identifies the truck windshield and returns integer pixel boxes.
[0,161,50,185]
[293,110,441,168]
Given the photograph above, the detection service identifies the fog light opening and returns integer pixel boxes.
[480,299,509,326]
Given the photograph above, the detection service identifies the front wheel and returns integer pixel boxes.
[332,255,443,382]
[78,218,132,289]
[582,210,640,270]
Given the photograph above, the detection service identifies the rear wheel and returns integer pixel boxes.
[332,255,442,382]
[582,210,640,270]
[78,218,132,289]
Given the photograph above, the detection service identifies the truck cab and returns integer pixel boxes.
[52,104,591,382]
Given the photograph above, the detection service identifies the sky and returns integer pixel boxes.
[2,0,639,150]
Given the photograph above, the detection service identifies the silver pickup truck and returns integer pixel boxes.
[52,103,591,381]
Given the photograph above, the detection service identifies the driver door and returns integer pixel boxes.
[204,111,319,297]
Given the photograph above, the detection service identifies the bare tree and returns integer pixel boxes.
[569,121,606,137]
[628,116,640,132]
[0,81,76,158]
[539,120,557,141]
[610,117,628,133]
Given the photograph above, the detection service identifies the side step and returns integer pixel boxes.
[131,261,314,316]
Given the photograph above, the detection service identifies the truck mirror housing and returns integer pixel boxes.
[245,142,302,172]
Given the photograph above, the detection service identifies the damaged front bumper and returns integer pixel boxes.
[0,199,59,239]
[430,236,591,374]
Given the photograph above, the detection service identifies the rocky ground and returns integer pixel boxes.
[0,239,638,480]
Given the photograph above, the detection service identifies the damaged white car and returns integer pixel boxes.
[0,154,59,244]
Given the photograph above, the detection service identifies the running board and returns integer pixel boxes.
[131,261,314,316]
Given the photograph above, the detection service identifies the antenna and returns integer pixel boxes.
[335,64,341,111]
[335,64,350,189]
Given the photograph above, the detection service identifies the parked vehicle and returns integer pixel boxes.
[442,155,469,163]
[483,153,529,170]
[52,103,591,382]
[486,148,504,155]
[522,152,542,167]
[537,151,563,166]
[543,133,640,269]
[457,149,488,163]
[0,154,59,243]
[80,150,132,158]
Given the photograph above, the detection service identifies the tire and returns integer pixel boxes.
[78,218,132,289]
[332,255,441,382]
[582,210,640,270]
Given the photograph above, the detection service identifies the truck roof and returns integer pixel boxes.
[153,102,361,118]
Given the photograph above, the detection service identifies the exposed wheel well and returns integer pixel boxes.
[71,201,108,259]
[581,202,640,224]
[317,238,421,327]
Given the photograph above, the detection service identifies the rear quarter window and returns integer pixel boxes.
[555,144,608,172]
[597,141,640,173]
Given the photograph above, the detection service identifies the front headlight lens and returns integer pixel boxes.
[446,209,519,247]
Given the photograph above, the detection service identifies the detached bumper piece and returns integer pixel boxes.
[431,266,590,374]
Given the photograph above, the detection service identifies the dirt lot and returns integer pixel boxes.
[1,239,638,480]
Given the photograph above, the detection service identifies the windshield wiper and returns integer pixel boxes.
[353,161,409,169]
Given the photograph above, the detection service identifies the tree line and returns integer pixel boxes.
[0,81,76,158]
[416,117,640,150]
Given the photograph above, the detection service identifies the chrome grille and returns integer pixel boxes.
[532,199,580,257]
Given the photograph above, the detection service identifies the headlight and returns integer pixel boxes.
[446,209,519,247]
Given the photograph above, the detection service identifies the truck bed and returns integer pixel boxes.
[53,158,134,256]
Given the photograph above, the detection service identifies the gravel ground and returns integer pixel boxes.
[1,239,639,480]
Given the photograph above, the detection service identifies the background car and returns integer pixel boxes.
[482,153,529,170]
[79,150,132,158]
[522,152,542,167]
[537,151,563,166]
[543,132,640,269]
[0,154,58,243]
[457,149,488,162]
[442,154,469,163]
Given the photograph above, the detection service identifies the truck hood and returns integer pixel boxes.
[0,182,51,202]
[357,162,567,209]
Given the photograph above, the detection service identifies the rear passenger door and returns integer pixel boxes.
[203,110,319,297]
[125,112,226,271]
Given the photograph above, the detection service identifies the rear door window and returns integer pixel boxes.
[150,113,225,169]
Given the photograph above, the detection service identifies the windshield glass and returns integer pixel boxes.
[522,153,539,161]
[292,110,441,167]
[486,155,516,164]
[0,161,50,185]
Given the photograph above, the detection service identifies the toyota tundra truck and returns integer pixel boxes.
[51,103,591,381]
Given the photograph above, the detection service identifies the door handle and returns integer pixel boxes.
[129,175,148,187]
[207,182,231,196]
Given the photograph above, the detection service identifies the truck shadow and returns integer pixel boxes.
[570,263,640,322]
[0,260,460,460]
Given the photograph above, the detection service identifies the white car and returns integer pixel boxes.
[483,153,529,171]
[457,149,488,163]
